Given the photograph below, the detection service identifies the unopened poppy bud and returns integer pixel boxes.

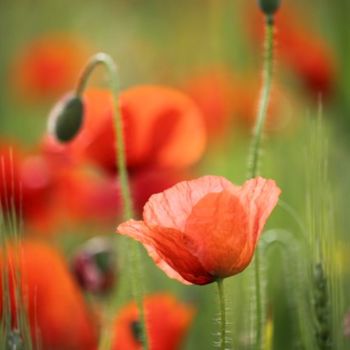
[258,0,281,16]
[72,237,116,294]
[48,93,84,142]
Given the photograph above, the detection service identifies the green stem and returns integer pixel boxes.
[246,17,275,350]
[75,53,133,219]
[217,278,227,350]
[76,53,149,350]
[247,17,274,179]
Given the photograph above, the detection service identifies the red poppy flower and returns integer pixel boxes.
[111,294,194,350]
[117,176,281,285]
[247,4,335,97]
[0,241,99,350]
[11,34,90,101]
[183,68,296,136]
[0,143,21,218]
[130,167,190,215]
[0,141,110,235]
[183,69,238,136]
[53,86,206,174]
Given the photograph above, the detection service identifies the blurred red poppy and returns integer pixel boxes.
[247,4,335,97]
[183,67,297,136]
[0,138,122,234]
[11,34,90,101]
[117,176,281,285]
[0,143,22,219]
[0,241,99,350]
[51,86,206,174]
[183,69,238,136]
[130,167,190,215]
[111,294,194,350]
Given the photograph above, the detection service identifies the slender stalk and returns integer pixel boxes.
[75,53,133,219]
[217,278,227,350]
[75,53,149,350]
[247,16,274,179]
[246,17,275,350]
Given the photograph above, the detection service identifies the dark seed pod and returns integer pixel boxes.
[48,93,84,143]
[72,237,116,294]
[258,0,281,16]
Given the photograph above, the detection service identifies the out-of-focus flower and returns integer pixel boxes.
[11,34,90,101]
[130,167,190,215]
[247,4,335,97]
[183,69,238,137]
[0,139,122,234]
[117,176,280,285]
[183,68,296,136]
[0,241,99,350]
[72,237,116,294]
[0,143,21,219]
[111,294,194,350]
[51,86,206,174]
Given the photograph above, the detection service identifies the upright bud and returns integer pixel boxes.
[47,93,84,142]
[258,0,281,16]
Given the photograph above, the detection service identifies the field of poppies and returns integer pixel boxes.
[1,0,350,349]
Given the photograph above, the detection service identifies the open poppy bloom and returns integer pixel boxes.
[111,294,194,350]
[117,176,281,285]
[0,241,99,350]
[11,34,90,101]
[51,86,206,174]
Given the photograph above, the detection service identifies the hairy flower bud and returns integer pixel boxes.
[258,0,281,16]
[48,93,84,142]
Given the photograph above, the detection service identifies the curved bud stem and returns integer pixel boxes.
[246,18,275,350]
[75,53,149,350]
[76,52,133,219]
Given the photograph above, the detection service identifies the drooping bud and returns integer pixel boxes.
[48,93,84,143]
[71,237,116,294]
[258,0,281,16]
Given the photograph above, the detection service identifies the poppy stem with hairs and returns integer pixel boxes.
[217,278,226,350]
[75,53,133,219]
[75,53,149,350]
[246,15,275,350]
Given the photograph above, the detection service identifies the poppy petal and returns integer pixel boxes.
[237,177,281,244]
[184,190,252,277]
[144,175,236,231]
[117,220,214,284]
